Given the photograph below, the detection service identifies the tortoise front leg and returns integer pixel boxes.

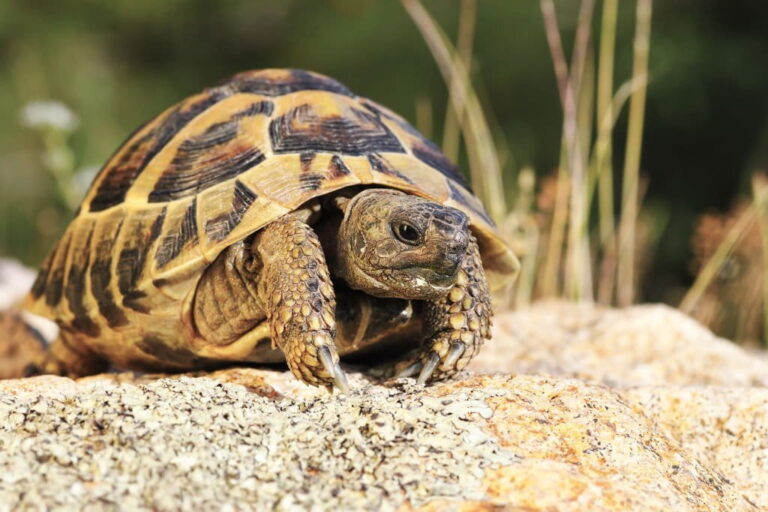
[397,235,491,384]
[253,215,348,392]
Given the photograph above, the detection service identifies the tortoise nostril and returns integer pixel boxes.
[450,234,469,254]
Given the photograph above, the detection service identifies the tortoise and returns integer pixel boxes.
[25,69,519,391]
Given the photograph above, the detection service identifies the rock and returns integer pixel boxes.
[0,302,766,510]
[471,301,768,387]
[623,386,768,511]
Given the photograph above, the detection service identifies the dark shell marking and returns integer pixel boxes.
[269,104,405,156]
[367,154,414,184]
[117,208,166,313]
[89,92,227,212]
[411,140,469,192]
[44,233,72,307]
[225,69,354,98]
[155,199,199,269]
[148,105,270,203]
[362,99,472,191]
[91,219,129,328]
[88,131,156,212]
[64,227,101,338]
[204,180,258,242]
[329,155,351,178]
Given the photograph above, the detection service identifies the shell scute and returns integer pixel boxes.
[269,100,405,156]
[223,68,354,98]
[154,198,199,270]
[145,96,273,203]
[204,180,258,243]
[115,207,167,314]
[64,225,101,338]
[88,90,227,212]
[360,98,472,190]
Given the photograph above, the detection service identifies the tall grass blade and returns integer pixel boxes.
[595,0,618,249]
[512,167,539,307]
[401,0,507,222]
[617,0,653,306]
[442,0,476,163]
[414,95,434,139]
[540,0,595,301]
[752,174,768,347]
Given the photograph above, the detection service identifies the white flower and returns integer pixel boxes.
[73,165,99,198]
[20,100,79,132]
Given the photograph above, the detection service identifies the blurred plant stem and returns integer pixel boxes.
[751,174,768,347]
[41,130,78,210]
[540,0,595,301]
[617,0,653,306]
[540,161,569,297]
[404,0,658,309]
[594,0,618,303]
[441,0,476,163]
[595,0,618,247]
[592,77,645,303]
[20,101,81,212]
[401,0,507,223]
[414,95,434,139]
[513,167,540,307]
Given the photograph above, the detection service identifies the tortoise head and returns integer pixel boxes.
[332,189,469,300]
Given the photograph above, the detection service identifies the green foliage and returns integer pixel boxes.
[2,0,768,319]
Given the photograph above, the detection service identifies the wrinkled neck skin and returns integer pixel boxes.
[323,188,469,301]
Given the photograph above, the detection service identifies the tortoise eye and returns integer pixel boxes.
[392,221,421,245]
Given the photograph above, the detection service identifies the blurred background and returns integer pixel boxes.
[2,0,768,344]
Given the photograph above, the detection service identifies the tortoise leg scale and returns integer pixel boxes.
[397,235,491,384]
[252,215,349,392]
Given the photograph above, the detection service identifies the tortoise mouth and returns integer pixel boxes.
[418,268,459,289]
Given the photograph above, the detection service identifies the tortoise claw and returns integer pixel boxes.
[318,346,350,394]
[443,341,465,369]
[396,360,422,379]
[416,351,441,385]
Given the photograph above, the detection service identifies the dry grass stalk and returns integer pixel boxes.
[617,0,653,306]
[414,95,434,139]
[539,169,570,297]
[509,168,539,307]
[442,0,476,163]
[540,0,595,301]
[752,173,768,346]
[401,0,507,222]
[595,0,618,247]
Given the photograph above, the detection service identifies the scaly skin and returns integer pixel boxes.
[396,235,491,383]
[252,215,343,390]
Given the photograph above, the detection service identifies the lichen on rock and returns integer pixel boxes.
[0,302,767,510]
[0,374,518,510]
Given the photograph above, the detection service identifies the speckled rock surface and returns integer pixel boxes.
[0,302,766,510]
[0,371,764,511]
[471,301,768,387]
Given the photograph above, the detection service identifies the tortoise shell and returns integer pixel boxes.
[25,69,518,368]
